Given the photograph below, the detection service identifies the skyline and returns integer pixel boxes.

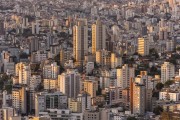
[0,0,179,120]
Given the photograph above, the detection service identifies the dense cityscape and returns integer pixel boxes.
[0,0,179,120]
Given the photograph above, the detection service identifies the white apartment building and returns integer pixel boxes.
[4,62,15,75]
[29,74,42,111]
[166,40,174,52]
[105,87,124,105]
[12,86,27,114]
[43,62,59,79]
[0,107,14,120]
[30,75,41,91]
[84,110,100,120]
[2,90,12,107]
[39,109,83,120]
[159,91,179,101]
[35,92,67,117]
[77,92,91,112]
[31,51,47,63]
[58,70,81,98]
[161,62,175,83]
[15,62,31,85]
[117,64,135,88]
[43,79,57,90]
[86,62,94,74]
[32,21,40,34]
[100,77,111,89]
[35,93,45,117]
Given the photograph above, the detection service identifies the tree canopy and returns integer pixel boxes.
[164,80,174,87]
[127,117,138,120]
[153,106,163,115]
[156,82,164,90]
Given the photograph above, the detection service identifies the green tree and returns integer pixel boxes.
[59,65,65,74]
[164,80,174,87]
[4,85,12,94]
[54,53,60,63]
[156,83,164,90]
[168,59,176,65]
[127,117,137,120]
[22,28,32,37]
[129,57,135,63]
[149,66,158,76]
[152,91,159,98]
[153,106,163,115]
[94,62,99,69]
[0,80,4,90]
[149,48,159,59]
[0,73,9,81]
[96,87,102,96]
[31,64,40,72]
[133,52,138,55]
[19,52,28,59]
[150,66,157,72]
[176,47,180,51]
[35,83,44,92]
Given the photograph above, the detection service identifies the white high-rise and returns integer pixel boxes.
[12,86,27,114]
[0,107,14,120]
[166,40,174,52]
[29,74,41,112]
[30,74,41,91]
[32,21,40,34]
[15,62,31,85]
[35,93,45,117]
[43,62,59,79]
[161,62,175,83]
[77,92,91,112]
[92,20,106,54]
[58,70,81,98]
[73,19,88,61]
[117,64,135,88]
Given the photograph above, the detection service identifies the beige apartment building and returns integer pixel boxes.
[73,19,88,61]
[92,20,106,54]
[138,37,149,56]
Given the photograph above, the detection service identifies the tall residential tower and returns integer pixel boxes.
[161,62,175,83]
[138,37,149,56]
[92,20,106,54]
[73,19,88,62]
